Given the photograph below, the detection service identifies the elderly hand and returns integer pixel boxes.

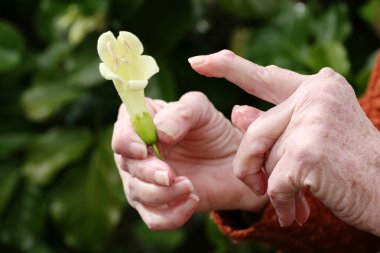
[113,91,267,230]
[189,50,380,236]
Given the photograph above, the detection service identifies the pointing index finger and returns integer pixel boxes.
[188,50,308,105]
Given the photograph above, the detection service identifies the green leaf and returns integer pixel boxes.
[233,3,351,76]
[355,50,378,96]
[360,0,380,26]
[308,41,350,76]
[23,128,92,186]
[35,0,66,42]
[0,164,20,215]
[0,132,31,159]
[0,184,47,251]
[312,3,351,43]
[0,20,25,72]
[235,3,313,71]
[50,128,124,251]
[127,0,195,54]
[133,220,186,253]
[146,58,178,101]
[205,218,228,253]
[67,58,104,88]
[35,41,71,71]
[21,82,82,122]
[216,0,289,19]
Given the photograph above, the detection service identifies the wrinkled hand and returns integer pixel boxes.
[113,91,267,230]
[189,50,380,236]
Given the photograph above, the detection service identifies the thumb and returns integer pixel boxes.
[232,105,264,132]
[154,92,213,145]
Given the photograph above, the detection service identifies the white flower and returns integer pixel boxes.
[97,31,161,157]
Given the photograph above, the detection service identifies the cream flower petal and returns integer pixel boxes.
[117,31,144,56]
[99,63,123,82]
[97,31,118,68]
[128,80,148,91]
[134,55,159,80]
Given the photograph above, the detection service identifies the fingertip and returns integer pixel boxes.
[155,120,181,144]
[154,170,171,186]
[181,193,200,215]
[241,172,267,196]
[269,191,296,227]
[154,104,193,145]
[295,191,310,225]
[188,55,206,67]
[117,103,128,118]
[189,193,200,203]
[112,116,148,159]
[129,141,148,159]
[140,193,199,230]
[188,50,235,78]
[278,214,295,228]
[231,105,264,132]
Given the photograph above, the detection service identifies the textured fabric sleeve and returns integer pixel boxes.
[211,51,380,253]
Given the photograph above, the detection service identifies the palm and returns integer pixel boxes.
[156,107,253,212]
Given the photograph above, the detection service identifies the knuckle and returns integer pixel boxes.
[217,49,236,61]
[215,50,236,77]
[318,67,336,77]
[259,65,279,81]
[111,126,122,154]
[118,157,129,172]
[233,165,245,180]
[245,134,272,158]
[176,103,193,120]
[317,67,347,84]
[112,125,136,155]
[291,138,324,168]
[265,64,281,73]
[233,151,260,180]
[182,91,208,103]
[127,178,139,201]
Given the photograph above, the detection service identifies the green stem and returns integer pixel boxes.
[152,143,162,160]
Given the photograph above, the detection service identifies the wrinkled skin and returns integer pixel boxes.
[113,50,380,236]
[113,91,268,230]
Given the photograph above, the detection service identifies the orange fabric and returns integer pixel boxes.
[360,51,380,129]
[211,51,380,253]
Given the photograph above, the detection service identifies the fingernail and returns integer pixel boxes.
[175,179,194,193]
[232,105,241,112]
[183,193,199,212]
[156,120,180,138]
[189,193,200,202]
[188,56,205,66]
[253,182,262,195]
[179,107,192,119]
[129,141,146,157]
[243,173,266,196]
[295,218,303,227]
[278,218,285,227]
[154,171,170,186]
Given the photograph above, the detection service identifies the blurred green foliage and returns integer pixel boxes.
[0,0,379,252]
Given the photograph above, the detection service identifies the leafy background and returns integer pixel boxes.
[0,0,379,252]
